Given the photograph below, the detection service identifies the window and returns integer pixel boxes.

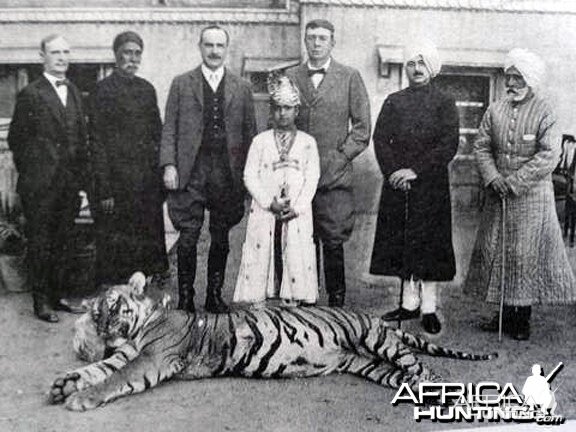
[434,73,492,155]
[434,67,502,208]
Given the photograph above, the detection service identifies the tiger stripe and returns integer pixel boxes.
[58,284,497,411]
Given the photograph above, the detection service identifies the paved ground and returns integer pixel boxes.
[0,209,575,432]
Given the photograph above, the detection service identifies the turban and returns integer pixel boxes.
[268,75,301,107]
[504,48,545,89]
[404,39,442,78]
[113,31,143,53]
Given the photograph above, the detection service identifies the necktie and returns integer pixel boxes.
[55,79,69,87]
[210,73,219,90]
[307,68,326,77]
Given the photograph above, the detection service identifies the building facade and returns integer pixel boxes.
[1,0,575,212]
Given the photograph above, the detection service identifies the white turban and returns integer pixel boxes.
[404,40,442,78]
[504,48,546,89]
[268,75,300,106]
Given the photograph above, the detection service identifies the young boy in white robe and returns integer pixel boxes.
[233,76,320,307]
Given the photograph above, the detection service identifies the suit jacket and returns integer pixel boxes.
[8,75,88,197]
[287,60,371,190]
[159,66,257,190]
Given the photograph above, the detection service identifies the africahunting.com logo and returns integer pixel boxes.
[391,362,565,425]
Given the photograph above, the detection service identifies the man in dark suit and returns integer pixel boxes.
[8,34,88,322]
[287,19,371,307]
[160,25,256,313]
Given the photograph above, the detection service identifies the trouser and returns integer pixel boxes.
[401,276,438,313]
[313,187,355,304]
[20,178,81,304]
[167,145,244,303]
[320,241,346,303]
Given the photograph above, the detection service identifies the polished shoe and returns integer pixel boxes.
[281,299,299,307]
[34,301,59,323]
[300,301,317,307]
[54,298,88,314]
[512,326,530,341]
[205,295,230,314]
[328,294,345,307]
[381,307,420,321]
[510,306,531,341]
[205,268,230,314]
[177,282,196,313]
[422,313,441,334]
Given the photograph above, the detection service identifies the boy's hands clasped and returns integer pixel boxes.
[270,197,297,222]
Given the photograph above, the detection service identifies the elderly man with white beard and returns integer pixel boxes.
[465,48,576,341]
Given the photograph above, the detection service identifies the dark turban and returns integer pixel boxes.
[113,31,143,53]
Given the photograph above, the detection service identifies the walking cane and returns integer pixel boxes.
[498,196,507,343]
[398,189,410,329]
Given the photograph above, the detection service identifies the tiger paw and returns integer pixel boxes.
[64,387,105,411]
[49,372,82,404]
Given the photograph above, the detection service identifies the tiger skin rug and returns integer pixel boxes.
[49,273,497,411]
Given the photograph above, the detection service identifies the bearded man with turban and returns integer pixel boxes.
[465,48,576,340]
[233,76,320,306]
[90,31,168,287]
[370,40,459,334]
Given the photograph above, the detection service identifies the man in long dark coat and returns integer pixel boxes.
[90,31,168,285]
[8,34,88,322]
[370,40,459,334]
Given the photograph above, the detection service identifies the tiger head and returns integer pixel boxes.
[74,272,160,362]
[91,272,154,345]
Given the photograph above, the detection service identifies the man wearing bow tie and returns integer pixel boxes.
[160,25,256,313]
[287,19,371,307]
[8,34,88,322]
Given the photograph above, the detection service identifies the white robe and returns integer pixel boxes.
[234,130,320,304]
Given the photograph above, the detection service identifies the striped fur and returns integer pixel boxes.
[50,281,496,411]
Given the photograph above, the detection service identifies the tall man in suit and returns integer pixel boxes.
[8,34,88,322]
[160,25,257,313]
[287,19,371,307]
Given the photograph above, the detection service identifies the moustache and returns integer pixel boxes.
[208,55,222,60]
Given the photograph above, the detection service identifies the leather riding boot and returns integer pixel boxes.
[177,242,197,313]
[511,306,531,341]
[323,243,346,307]
[480,305,514,333]
[205,243,230,314]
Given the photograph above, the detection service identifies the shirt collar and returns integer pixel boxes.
[43,72,67,88]
[307,57,331,72]
[201,64,225,82]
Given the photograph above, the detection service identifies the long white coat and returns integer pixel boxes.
[234,130,320,304]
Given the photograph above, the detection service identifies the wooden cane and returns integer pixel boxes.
[498,196,507,343]
[398,189,410,329]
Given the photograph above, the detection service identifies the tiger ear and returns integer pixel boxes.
[128,271,147,295]
[80,297,97,311]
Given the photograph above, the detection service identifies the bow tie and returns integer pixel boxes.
[55,79,69,87]
[308,68,327,77]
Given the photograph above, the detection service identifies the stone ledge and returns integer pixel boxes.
[300,0,576,15]
[0,7,300,24]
